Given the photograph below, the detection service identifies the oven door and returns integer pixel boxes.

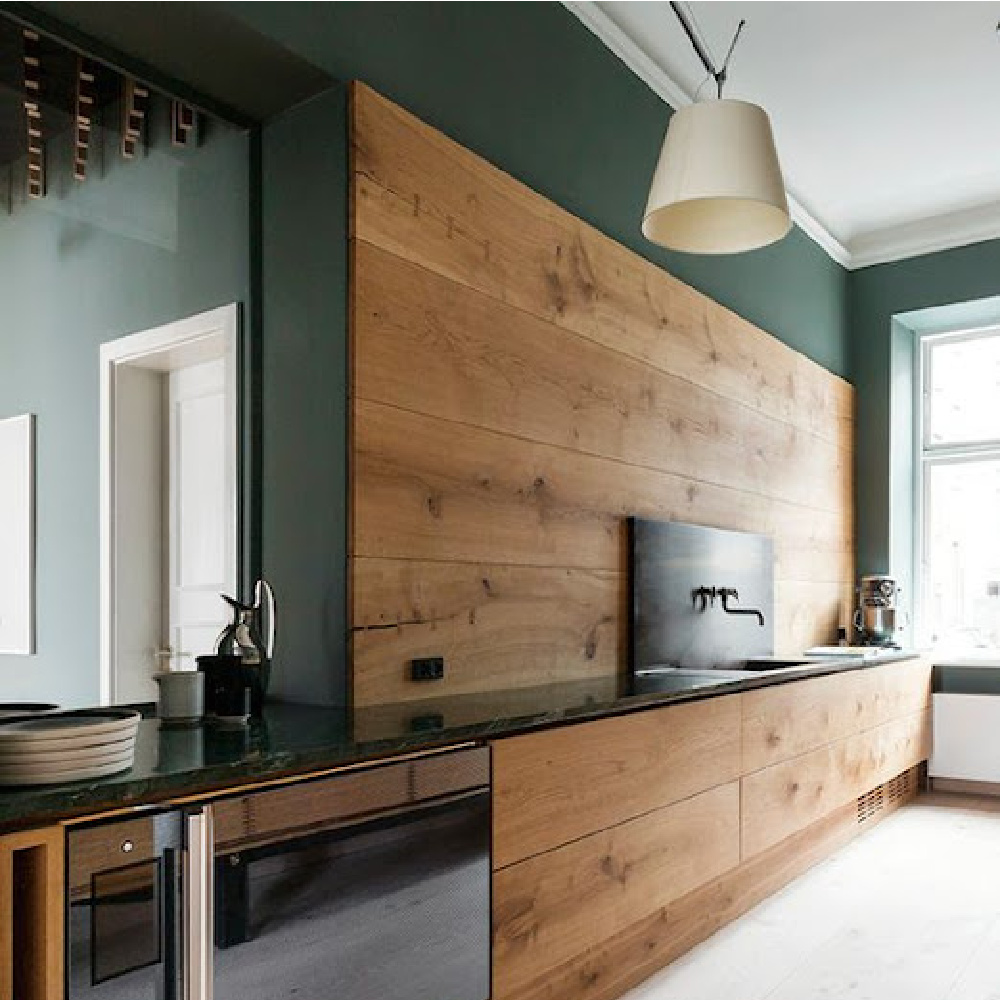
[210,748,491,1000]
[67,810,184,1000]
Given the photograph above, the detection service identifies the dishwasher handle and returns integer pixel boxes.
[185,807,214,1000]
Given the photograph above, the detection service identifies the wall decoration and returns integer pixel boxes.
[121,77,149,158]
[22,29,44,198]
[171,101,197,147]
[74,57,95,181]
[0,414,35,654]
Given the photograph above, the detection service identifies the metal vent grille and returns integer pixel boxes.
[857,784,884,823]
[885,769,913,805]
[857,769,916,825]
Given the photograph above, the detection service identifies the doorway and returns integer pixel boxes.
[100,305,239,705]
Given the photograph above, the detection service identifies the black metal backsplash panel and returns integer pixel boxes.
[628,518,774,671]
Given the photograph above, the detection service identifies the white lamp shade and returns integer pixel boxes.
[642,99,791,254]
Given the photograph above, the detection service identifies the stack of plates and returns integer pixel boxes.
[0,703,59,719]
[0,709,140,785]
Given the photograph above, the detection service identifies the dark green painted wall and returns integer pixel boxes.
[224,1,850,378]
[0,102,250,706]
[851,239,1000,596]
[260,87,348,704]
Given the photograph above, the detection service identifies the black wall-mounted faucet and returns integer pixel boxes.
[691,586,766,627]
[717,587,765,627]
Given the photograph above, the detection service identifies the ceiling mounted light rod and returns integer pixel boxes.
[641,7,791,255]
[669,2,744,99]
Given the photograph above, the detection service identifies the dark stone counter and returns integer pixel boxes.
[0,651,919,832]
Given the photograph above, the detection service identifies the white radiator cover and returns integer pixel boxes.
[930,693,1000,781]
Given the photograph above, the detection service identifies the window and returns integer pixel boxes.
[920,329,1000,650]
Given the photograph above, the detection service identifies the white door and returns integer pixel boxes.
[101,304,239,705]
[168,358,234,662]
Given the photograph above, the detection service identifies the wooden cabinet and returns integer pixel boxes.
[492,695,741,868]
[0,825,64,1000]
[741,656,932,773]
[493,783,740,1000]
[491,658,933,1000]
[741,710,930,857]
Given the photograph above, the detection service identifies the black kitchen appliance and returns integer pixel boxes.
[67,746,491,1000]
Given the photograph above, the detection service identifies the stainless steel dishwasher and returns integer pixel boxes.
[67,745,491,1000]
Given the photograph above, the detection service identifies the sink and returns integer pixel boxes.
[738,658,814,671]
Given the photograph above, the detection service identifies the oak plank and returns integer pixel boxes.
[740,710,931,858]
[742,658,933,774]
[492,782,740,999]
[492,696,742,869]
[351,82,853,446]
[353,399,853,584]
[352,558,621,706]
[354,240,849,513]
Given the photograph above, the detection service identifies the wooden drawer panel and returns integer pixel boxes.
[872,657,932,726]
[492,695,742,869]
[741,710,930,858]
[492,782,740,1000]
[411,746,490,801]
[742,659,933,774]
[68,815,157,897]
[742,669,878,774]
[214,760,412,850]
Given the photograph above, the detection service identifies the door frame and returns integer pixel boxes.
[99,304,239,705]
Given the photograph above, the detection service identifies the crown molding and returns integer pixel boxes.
[566,0,1000,272]
[848,202,1000,270]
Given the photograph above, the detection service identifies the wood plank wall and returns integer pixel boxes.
[349,82,855,706]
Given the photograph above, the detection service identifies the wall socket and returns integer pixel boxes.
[411,656,445,681]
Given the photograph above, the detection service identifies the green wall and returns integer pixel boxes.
[0,100,250,706]
[224,1,850,378]
[851,239,1000,597]
[259,87,348,704]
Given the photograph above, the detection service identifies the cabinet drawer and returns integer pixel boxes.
[741,710,930,858]
[492,695,741,869]
[214,748,490,851]
[68,816,158,898]
[742,659,932,774]
[214,760,412,849]
[492,782,740,1000]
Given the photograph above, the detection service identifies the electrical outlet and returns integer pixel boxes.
[411,656,444,681]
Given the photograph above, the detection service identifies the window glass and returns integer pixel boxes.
[924,459,1000,650]
[927,335,1000,446]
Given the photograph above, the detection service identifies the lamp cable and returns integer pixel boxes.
[669,2,746,100]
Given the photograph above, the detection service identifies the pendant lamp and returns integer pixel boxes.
[642,5,791,255]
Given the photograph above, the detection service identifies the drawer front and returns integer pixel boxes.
[492,782,740,1000]
[742,659,932,774]
[492,695,741,869]
[215,747,490,851]
[741,709,930,858]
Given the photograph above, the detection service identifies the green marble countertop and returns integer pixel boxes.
[0,651,919,833]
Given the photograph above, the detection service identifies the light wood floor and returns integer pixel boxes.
[625,794,1000,1000]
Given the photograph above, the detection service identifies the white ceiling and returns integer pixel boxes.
[569,1,1000,269]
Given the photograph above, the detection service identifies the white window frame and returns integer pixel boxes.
[916,324,1000,649]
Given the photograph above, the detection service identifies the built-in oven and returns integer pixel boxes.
[66,745,491,1000]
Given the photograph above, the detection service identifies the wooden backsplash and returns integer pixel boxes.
[349,82,855,706]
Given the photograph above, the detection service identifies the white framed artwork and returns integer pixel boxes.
[0,414,35,654]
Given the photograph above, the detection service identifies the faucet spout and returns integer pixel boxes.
[717,587,765,627]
